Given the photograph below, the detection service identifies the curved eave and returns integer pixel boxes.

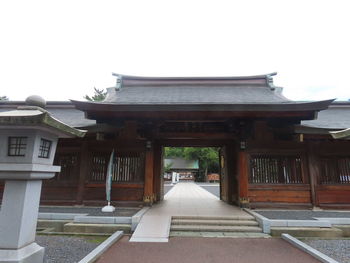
[0,110,86,138]
[71,99,334,113]
[294,125,336,135]
[330,128,350,139]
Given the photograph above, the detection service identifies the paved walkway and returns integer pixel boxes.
[97,236,320,263]
[130,182,252,242]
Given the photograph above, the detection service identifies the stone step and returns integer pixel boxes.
[270,227,343,238]
[172,219,259,226]
[170,231,270,238]
[37,219,71,232]
[170,224,262,233]
[171,215,255,221]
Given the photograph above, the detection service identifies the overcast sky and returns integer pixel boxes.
[0,0,349,102]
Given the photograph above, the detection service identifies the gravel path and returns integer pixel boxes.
[256,210,350,220]
[39,207,140,217]
[36,235,103,263]
[303,239,350,263]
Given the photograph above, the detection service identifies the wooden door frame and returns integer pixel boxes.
[156,138,238,204]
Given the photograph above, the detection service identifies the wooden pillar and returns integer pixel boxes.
[307,142,320,207]
[219,146,229,202]
[153,142,162,202]
[143,144,155,205]
[76,141,89,204]
[226,143,237,204]
[238,151,249,207]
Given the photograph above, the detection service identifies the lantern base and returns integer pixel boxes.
[0,242,44,263]
[102,205,115,213]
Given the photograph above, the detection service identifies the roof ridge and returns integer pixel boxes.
[112,72,277,81]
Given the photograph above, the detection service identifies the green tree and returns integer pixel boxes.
[84,87,107,101]
[164,161,173,174]
[164,147,185,158]
[184,147,219,181]
[164,147,219,181]
[0,96,9,101]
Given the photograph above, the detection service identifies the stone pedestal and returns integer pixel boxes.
[0,181,45,263]
[0,243,44,263]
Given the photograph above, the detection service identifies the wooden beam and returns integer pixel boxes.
[86,110,317,121]
[159,139,233,147]
[156,132,235,140]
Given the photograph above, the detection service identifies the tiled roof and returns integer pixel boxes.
[164,158,199,170]
[301,102,350,130]
[103,73,289,105]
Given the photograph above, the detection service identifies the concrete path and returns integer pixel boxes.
[97,236,320,263]
[129,182,252,242]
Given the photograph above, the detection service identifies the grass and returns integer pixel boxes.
[84,236,109,243]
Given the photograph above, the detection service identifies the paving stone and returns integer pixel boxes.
[244,232,271,238]
[172,215,255,220]
[169,231,202,237]
[171,225,262,232]
[223,232,247,237]
[131,182,253,242]
[172,219,258,226]
[98,236,321,263]
[200,232,225,237]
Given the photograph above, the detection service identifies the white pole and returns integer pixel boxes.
[172,172,176,184]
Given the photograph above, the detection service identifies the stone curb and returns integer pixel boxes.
[244,209,334,234]
[314,218,350,225]
[74,216,131,224]
[38,212,88,220]
[243,209,271,233]
[131,207,150,231]
[78,231,124,263]
[281,233,339,263]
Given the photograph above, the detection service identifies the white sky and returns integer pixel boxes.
[0,0,349,101]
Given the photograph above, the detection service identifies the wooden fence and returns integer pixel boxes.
[249,155,303,184]
[320,156,350,184]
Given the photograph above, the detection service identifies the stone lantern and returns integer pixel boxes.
[0,96,85,263]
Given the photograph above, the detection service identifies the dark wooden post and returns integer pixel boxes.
[143,142,155,205]
[238,151,249,207]
[307,142,320,207]
[226,143,237,204]
[76,141,89,204]
[153,142,162,202]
